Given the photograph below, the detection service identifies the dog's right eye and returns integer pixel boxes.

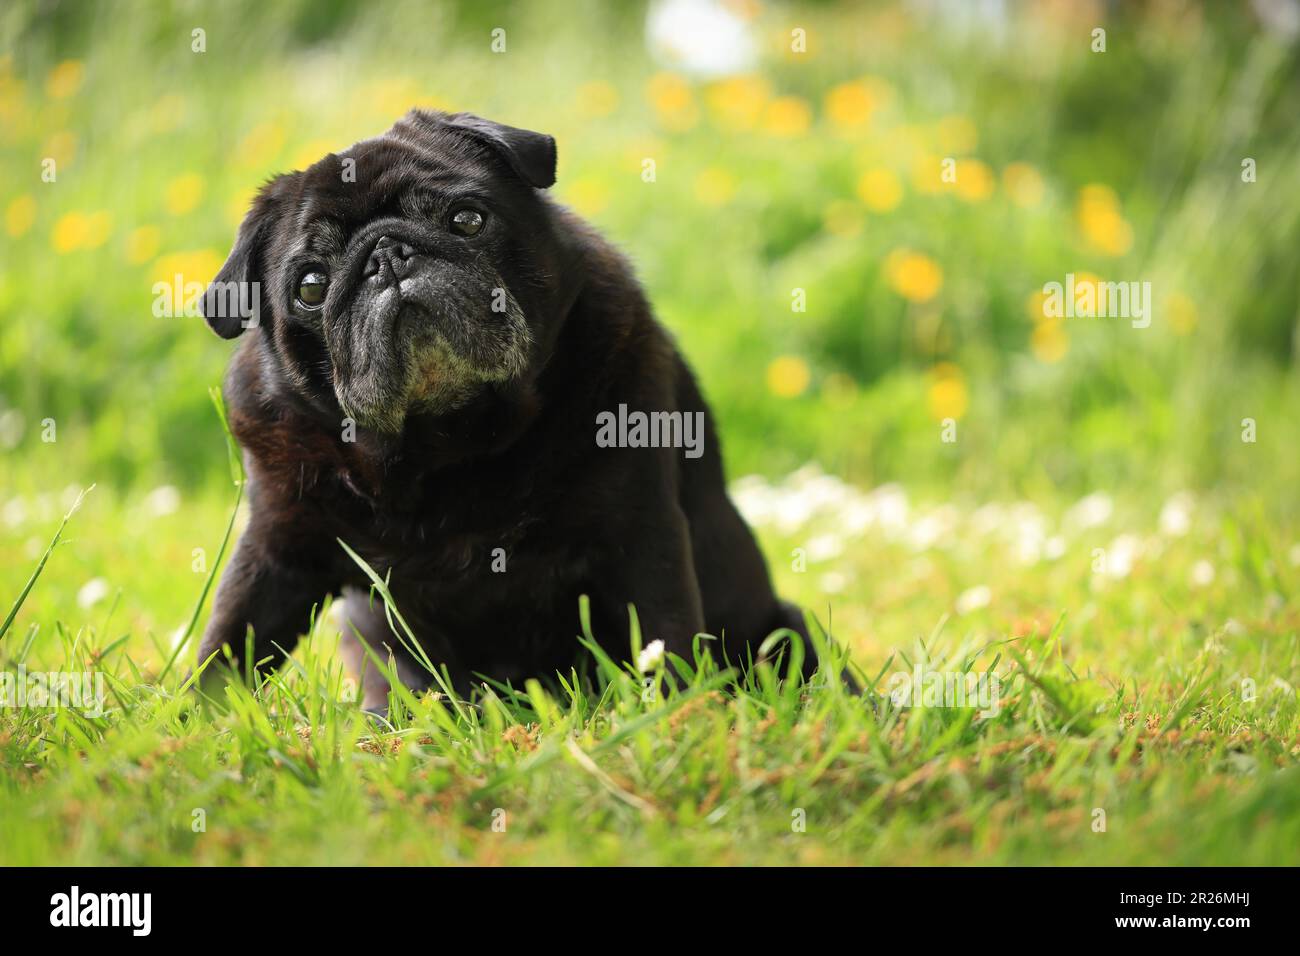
[449,208,484,237]
[296,271,329,309]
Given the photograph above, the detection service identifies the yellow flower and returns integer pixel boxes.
[363,77,445,119]
[1167,291,1198,335]
[1026,290,1051,323]
[1076,183,1133,256]
[935,114,977,153]
[822,200,864,238]
[766,356,811,398]
[125,225,161,265]
[236,121,286,169]
[856,167,903,212]
[1003,162,1045,207]
[0,72,24,125]
[46,209,109,251]
[647,73,698,132]
[705,75,769,130]
[576,81,619,118]
[52,212,89,253]
[884,249,943,303]
[82,210,112,249]
[694,167,736,206]
[1079,183,1117,206]
[42,131,77,168]
[824,81,877,131]
[165,174,206,215]
[1072,271,1104,311]
[910,153,945,195]
[149,249,226,287]
[1031,318,1069,363]
[46,60,84,99]
[953,159,994,202]
[563,177,610,217]
[227,187,259,228]
[290,139,339,171]
[5,195,36,238]
[762,96,812,137]
[927,363,968,421]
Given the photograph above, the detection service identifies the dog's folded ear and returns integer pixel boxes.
[202,181,286,339]
[433,111,557,189]
[202,219,260,339]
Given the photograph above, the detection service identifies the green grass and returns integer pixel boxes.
[1,471,1296,866]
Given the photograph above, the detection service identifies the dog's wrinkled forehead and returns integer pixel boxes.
[293,110,556,235]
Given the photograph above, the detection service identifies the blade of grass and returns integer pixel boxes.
[0,485,93,644]
[158,389,244,683]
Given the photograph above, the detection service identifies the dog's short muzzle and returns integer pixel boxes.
[363,235,419,285]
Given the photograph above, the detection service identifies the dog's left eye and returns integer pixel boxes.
[296,271,329,309]
[449,208,484,237]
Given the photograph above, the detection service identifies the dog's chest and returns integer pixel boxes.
[249,411,581,590]
[326,458,555,579]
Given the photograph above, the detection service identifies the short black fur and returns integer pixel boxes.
[197,109,823,705]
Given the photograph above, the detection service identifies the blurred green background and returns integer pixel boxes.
[1,0,1299,653]
[3,0,1298,493]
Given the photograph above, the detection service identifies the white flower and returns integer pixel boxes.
[819,571,848,594]
[1159,493,1194,537]
[143,484,181,517]
[955,585,992,615]
[2,496,27,529]
[789,465,852,512]
[636,639,666,673]
[906,507,958,552]
[730,475,776,528]
[0,409,24,450]
[647,0,757,78]
[77,578,111,609]
[1010,507,1048,565]
[1190,560,1215,587]
[772,491,816,534]
[1066,492,1113,531]
[839,499,877,534]
[970,503,1007,536]
[806,533,844,561]
[1102,534,1141,579]
[871,484,910,533]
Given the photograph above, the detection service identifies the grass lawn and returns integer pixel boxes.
[2,466,1296,866]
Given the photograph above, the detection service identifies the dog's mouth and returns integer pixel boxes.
[326,268,532,434]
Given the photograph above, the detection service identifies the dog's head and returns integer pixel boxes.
[203,110,579,433]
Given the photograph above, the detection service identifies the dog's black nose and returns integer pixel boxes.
[364,235,417,281]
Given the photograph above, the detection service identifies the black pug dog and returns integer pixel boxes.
[197,109,824,707]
